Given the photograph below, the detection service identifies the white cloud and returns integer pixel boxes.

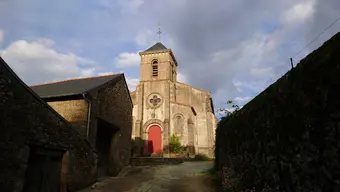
[126,76,139,91]
[98,71,139,91]
[114,52,140,68]
[177,72,187,83]
[1,39,96,85]
[281,0,316,25]
[191,0,318,107]
[98,72,115,76]
[1,0,339,114]
[122,0,338,111]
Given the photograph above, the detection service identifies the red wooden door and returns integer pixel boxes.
[148,125,162,154]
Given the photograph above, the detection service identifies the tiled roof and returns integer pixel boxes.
[30,74,122,98]
[144,42,167,52]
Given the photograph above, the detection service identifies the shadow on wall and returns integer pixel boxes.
[147,140,154,154]
[131,137,152,157]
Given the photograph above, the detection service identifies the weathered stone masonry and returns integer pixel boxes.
[97,77,133,175]
[215,32,340,191]
[48,100,89,137]
[31,73,133,180]
[131,42,218,158]
[0,57,97,192]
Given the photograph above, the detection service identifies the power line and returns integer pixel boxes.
[292,15,340,59]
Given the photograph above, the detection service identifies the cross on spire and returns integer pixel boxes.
[157,23,162,42]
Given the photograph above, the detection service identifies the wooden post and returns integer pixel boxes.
[290,58,294,69]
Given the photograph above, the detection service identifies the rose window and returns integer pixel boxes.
[147,93,162,108]
[149,95,161,106]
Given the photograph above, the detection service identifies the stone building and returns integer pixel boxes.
[31,73,133,178]
[0,57,97,192]
[131,42,218,157]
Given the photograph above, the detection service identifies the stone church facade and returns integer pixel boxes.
[130,42,218,158]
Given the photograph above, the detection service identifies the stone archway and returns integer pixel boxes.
[147,125,162,154]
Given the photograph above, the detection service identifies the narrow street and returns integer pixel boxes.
[78,161,218,192]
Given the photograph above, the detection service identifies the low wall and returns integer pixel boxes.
[130,157,184,166]
[215,32,340,191]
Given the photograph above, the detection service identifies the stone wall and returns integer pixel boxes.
[139,49,176,82]
[175,82,208,113]
[170,101,196,146]
[215,33,340,191]
[48,99,89,137]
[131,81,216,158]
[0,58,97,192]
[97,76,133,176]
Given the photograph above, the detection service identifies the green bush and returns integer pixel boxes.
[169,134,183,153]
[194,153,212,161]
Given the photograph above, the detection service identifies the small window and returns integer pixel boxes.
[152,60,158,77]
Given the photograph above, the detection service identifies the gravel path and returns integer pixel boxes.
[78,161,218,192]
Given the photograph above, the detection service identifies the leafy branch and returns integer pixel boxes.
[216,100,240,117]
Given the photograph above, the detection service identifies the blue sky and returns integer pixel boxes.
[0,0,340,117]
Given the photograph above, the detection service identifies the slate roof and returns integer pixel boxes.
[144,42,168,52]
[31,74,122,98]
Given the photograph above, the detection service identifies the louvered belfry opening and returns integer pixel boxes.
[152,60,158,77]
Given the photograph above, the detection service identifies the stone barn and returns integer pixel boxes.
[0,57,97,192]
[30,73,133,177]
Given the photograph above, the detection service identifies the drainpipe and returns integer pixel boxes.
[83,94,91,138]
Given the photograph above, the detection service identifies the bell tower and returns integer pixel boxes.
[139,42,178,82]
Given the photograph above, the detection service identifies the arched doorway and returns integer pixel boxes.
[147,125,162,154]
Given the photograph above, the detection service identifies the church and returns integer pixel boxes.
[130,42,218,158]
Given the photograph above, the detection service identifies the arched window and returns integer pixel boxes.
[173,114,184,135]
[152,60,158,77]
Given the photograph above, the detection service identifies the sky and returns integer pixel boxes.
[0,0,340,118]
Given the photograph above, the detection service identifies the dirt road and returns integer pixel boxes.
[78,161,218,192]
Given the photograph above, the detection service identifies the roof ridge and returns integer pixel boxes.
[144,42,167,52]
[30,73,123,87]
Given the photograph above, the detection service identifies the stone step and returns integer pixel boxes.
[150,153,163,157]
